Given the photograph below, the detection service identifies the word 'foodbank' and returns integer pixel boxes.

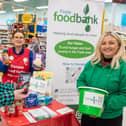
[53,12,98,24]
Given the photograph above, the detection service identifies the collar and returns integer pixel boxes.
[13,46,24,55]
[97,61,111,68]
[101,60,111,67]
[96,59,124,69]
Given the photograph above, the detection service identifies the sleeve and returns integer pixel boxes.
[0,82,14,91]
[104,63,126,111]
[29,50,34,74]
[77,61,91,89]
[0,91,14,107]
[0,82,14,107]
[0,61,9,72]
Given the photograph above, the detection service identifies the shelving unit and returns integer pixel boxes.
[38,35,47,54]
[37,34,47,67]
[115,31,126,39]
[115,31,126,51]
[0,25,12,47]
[40,41,46,53]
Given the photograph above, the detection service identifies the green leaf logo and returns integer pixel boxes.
[83,4,89,15]
[85,24,91,32]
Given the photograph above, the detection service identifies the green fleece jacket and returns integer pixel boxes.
[77,60,126,119]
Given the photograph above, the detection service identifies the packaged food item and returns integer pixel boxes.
[33,71,53,80]
[15,100,23,116]
[1,48,9,65]
[16,72,31,94]
[0,72,3,81]
[37,95,53,106]
[38,95,46,106]
[24,93,39,108]
[32,53,43,70]
[1,106,8,113]
[45,96,53,105]
[8,104,15,117]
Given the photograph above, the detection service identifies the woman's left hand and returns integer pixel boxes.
[89,115,97,118]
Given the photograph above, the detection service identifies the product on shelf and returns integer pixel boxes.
[0,25,12,46]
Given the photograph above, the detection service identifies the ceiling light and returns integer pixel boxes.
[36,6,48,9]
[0,11,6,14]
[104,0,112,2]
[96,0,112,2]
[13,8,24,12]
[14,0,28,2]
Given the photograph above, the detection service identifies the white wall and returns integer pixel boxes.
[0,13,15,25]
[104,3,112,24]
[105,3,126,26]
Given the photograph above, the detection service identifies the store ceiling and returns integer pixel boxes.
[0,0,48,13]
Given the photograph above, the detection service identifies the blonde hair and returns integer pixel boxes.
[91,31,126,69]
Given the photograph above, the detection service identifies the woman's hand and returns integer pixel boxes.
[89,108,104,118]
[101,107,104,114]
[89,115,97,118]
[14,89,29,100]
[3,60,9,65]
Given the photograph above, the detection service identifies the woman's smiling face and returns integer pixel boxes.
[12,32,25,47]
[100,35,120,59]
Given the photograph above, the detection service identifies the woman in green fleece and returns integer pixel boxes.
[77,31,126,126]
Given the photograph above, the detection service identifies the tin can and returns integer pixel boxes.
[1,106,8,113]
[8,104,15,117]
[15,100,23,116]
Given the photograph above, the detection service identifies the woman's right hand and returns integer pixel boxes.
[2,60,9,65]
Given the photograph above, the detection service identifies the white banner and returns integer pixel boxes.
[46,0,104,105]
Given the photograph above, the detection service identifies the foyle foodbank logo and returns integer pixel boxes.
[53,4,98,32]
[83,4,90,32]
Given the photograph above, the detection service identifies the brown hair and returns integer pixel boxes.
[12,30,25,38]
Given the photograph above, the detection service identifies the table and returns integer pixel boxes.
[0,100,80,126]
